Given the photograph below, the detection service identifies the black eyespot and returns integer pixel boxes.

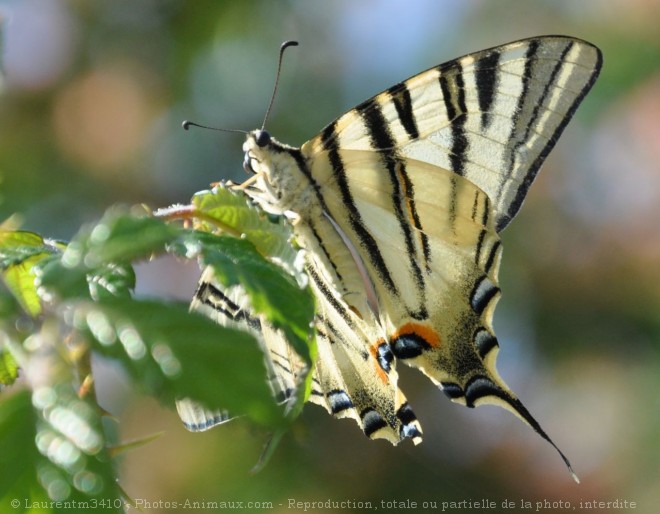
[255,130,271,147]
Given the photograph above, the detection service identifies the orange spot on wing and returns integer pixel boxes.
[392,322,441,348]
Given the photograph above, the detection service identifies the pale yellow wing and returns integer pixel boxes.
[297,149,575,475]
[305,258,422,444]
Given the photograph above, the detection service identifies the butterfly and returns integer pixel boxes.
[176,36,602,479]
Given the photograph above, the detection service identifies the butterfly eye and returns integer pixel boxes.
[255,130,271,147]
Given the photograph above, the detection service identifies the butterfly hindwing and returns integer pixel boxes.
[183,265,422,444]
[306,260,422,444]
[177,268,307,431]
[304,148,510,396]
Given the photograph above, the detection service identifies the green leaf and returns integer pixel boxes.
[34,208,175,304]
[192,185,300,276]
[60,207,181,269]
[0,331,123,513]
[2,260,43,316]
[37,257,136,303]
[0,390,41,509]
[0,282,23,321]
[0,230,61,316]
[69,298,284,427]
[86,262,136,301]
[0,230,52,268]
[0,346,18,386]
[36,255,91,302]
[173,185,316,424]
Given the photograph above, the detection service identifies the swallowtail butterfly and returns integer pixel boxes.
[177,36,602,480]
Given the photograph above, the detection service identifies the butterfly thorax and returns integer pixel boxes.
[243,130,379,316]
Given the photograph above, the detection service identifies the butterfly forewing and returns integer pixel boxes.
[304,36,602,231]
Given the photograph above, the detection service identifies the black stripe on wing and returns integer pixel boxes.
[361,408,389,437]
[305,263,357,331]
[355,97,429,319]
[308,219,344,283]
[462,375,578,479]
[398,160,432,271]
[497,39,603,231]
[474,328,499,360]
[474,49,501,130]
[319,122,400,296]
[497,40,549,229]
[386,83,420,140]
[327,389,354,414]
[470,276,500,315]
[483,240,501,274]
[396,402,423,442]
[182,411,232,432]
[195,281,261,331]
[438,64,469,177]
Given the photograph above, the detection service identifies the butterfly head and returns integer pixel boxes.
[242,129,297,177]
[241,129,312,218]
[240,129,296,208]
[243,129,273,175]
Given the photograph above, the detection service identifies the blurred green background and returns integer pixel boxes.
[1,0,659,513]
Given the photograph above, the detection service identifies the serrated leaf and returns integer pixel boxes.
[2,259,43,316]
[37,257,136,303]
[86,262,136,301]
[36,255,91,302]
[69,298,284,427]
[34,209,176,304]
[192,185,300,277]
[0,230,50,268]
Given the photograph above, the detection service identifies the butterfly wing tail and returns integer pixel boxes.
[461,374,579,482]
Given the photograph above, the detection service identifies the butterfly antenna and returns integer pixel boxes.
[261,40,299,131]
[181,121,247,135]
